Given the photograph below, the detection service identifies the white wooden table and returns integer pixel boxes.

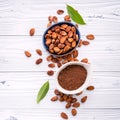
[0,0,120,119]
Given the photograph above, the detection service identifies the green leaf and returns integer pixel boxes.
[66,4,86,25]
[36,80,49,103]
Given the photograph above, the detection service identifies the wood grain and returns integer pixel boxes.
[0,109,120,120]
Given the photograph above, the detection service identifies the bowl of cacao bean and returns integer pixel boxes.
[56,62,92,94]
[43,22,80,56]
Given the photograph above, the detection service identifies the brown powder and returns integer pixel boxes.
[58,65,87,90]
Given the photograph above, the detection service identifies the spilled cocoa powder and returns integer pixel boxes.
[58,65,87,90]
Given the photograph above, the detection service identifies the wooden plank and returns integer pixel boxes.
[0,51,120,71]
[0,108,120,120]
[0,36,120,71]
[0,71,120,90]
[0,0,119,5]
[0,1,120,35]
[0,89,120,109]
[0,18,120,36]
[0,0,120,15]
[0,71,120,109]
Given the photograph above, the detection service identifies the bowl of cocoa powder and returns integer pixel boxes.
[43,22,80,56]
[56,62,92,94]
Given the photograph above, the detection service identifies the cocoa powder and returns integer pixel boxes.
[58,65,87,90]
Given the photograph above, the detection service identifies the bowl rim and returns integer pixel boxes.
[56,61,92,94]
[43,21,81,57]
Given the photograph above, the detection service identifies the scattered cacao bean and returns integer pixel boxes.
[71,109,77,116]
[82,40,90,45]
[72,102,80,108]
[47,70,54,76]
[36,58,43,65]
[57,9,64,15]
[86,85,95,91]
[24,51,31,57]
[86,34,95,40]
[36,49,42,56]
[51,96,58,101]
[61,112,68,119]
[48,63,55,68]
[29,28,35,36]
[81,96,87,103]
